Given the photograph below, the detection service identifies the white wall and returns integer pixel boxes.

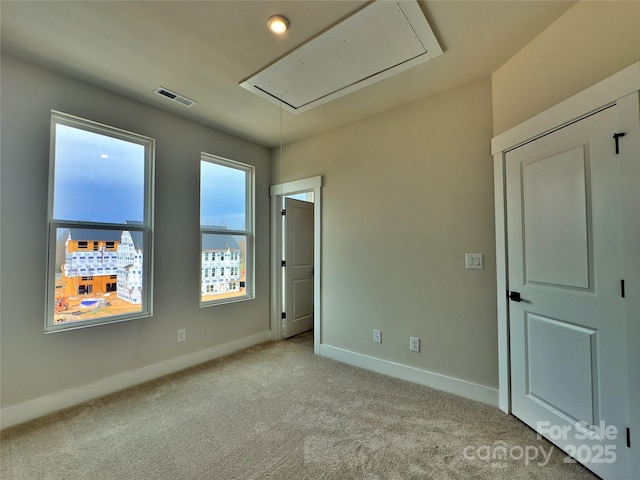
[0,55,271,421]
[272,78,499,393]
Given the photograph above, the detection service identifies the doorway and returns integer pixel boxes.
[270,176,322,354]
[282,196,314,338]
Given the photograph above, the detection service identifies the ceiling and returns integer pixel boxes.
[0,1,576,148]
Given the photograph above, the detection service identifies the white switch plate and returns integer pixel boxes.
[465,253,483,269]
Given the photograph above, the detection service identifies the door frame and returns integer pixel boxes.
[491,62,639,472]
[270,175,322,353]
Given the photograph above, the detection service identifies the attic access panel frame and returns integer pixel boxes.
[240,0,443,114]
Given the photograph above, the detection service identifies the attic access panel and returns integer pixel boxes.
[240,0,443,114]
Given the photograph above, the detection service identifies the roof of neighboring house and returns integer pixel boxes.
[68,229,122,241]
[202,234,240,251]
[67,229,144,249]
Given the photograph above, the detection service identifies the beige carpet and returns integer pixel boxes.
[1,332,597,479]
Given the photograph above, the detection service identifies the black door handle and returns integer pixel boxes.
[508,291,522,302]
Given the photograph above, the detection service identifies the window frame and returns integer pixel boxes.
[45,111,155,333]
[199,152,254,307]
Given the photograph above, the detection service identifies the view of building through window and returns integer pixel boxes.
[200,233,246,301]
[200,154,253,304]
[53,228,144,323]
[47,113,153,330]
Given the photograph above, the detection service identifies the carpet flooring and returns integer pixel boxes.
[1,332,598,479]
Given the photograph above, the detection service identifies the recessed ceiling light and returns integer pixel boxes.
[100,154,109,159]
[267,15,289,35]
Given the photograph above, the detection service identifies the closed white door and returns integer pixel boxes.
[283,198,314,338]
[506,106,630,479]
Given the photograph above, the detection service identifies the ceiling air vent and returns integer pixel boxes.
[240,0,443,114]
[154,87,197,108]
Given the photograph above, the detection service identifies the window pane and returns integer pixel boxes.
[200,161,246,230]
[52,227,144,325]
[201,233,247,302]
[53,124,145,223]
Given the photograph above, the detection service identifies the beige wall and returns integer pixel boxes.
[272,78,499,388]
[492,0,640,135]
[0,55,271,407]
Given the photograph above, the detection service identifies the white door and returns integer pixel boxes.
[283,198,314,338]
[506,106,630,479]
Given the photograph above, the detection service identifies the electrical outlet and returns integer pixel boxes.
[177,328,186,343]
[373,329,382,344]
[410,336,420,352]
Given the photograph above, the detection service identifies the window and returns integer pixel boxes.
[78,285,93,295]
[200,153,254,305]
[46,111,154,332]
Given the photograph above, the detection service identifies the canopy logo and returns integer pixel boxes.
[462,441,554,467]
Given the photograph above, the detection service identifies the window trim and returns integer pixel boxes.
[45,111,155,333]
[199,152,255,307]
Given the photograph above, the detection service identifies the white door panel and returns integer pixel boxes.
[521,145,591,288]
[283,198,314,338]
[506,106,629,479]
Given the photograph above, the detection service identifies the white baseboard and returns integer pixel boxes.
[0,330,271,430]
[320,344,499,407]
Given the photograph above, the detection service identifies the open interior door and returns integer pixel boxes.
[282,198,314,338]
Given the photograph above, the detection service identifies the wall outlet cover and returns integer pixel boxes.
[465,253,484,270]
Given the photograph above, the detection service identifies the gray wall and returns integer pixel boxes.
[272,78,499,389]
[0,55,271,408]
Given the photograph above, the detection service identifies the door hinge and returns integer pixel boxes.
[627,427,631,448]
[281,209,286,216]
[281,260,286,267]
[281,312,286,319]
[621,279,626,298]
[613,132,626,154]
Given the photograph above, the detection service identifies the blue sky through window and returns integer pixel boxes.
[200,161,246,230]
[53,124,145,224]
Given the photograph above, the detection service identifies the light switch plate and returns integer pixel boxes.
[465,253,483,269]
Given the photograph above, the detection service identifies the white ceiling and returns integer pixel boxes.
[0,1,576,148]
